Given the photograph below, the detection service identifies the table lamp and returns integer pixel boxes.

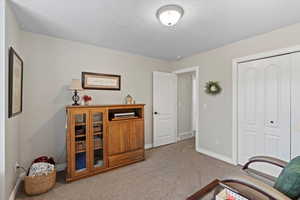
[69,79,83,105]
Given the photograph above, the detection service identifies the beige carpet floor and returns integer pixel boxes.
[17,139,243,200]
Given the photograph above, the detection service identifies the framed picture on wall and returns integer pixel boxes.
[82,72,121,90]
[8,47,23,118]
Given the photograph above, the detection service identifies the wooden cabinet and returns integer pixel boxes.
[108,120,129,155]
[89,108,107,172]
[107,120,144,155]
[66,104,145,182]
[68,109,91,178]
[129,120,144,151]
[108,149,144,168]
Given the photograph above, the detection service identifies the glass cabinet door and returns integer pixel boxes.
[90,110,106,170]
[72,111,90,175]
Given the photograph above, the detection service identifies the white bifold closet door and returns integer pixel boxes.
[291,52,300,158]
[238,54,292,175]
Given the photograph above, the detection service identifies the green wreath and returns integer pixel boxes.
[205,81,222,95]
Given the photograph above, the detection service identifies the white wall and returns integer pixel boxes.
[177,72,193,135]
[20,31,172,168]
[173,22,300,160]
[4,2,22,200]
[0,0,6,199]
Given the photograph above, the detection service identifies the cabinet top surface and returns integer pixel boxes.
[66,104,145,109]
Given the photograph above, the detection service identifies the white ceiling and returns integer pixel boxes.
[10,0,300,60]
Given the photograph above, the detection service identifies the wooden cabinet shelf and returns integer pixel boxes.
[93,121,103,124]
[75,150,86,154]
[76,168,87,173]
[75,134,86,138]
[66,104,145,182]
[75,123,86,126]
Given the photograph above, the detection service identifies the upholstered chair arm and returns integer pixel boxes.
[243,156,288,170]
[223,175,292,200]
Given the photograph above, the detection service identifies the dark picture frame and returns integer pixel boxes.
[8,47,23,118]
[82,72,121,90]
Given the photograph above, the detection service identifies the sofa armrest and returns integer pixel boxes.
[243,156,288,170]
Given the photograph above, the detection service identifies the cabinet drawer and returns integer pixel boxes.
[109,149,144,168]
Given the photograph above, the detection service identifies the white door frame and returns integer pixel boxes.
[0,0,5,199]
[232,45,300,165]
[173,66,200,146]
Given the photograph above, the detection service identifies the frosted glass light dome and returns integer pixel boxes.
[157,5,184,27]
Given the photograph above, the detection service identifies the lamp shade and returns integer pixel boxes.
[69,79,83,91]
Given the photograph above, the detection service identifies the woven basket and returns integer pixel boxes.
[24,169,56,195]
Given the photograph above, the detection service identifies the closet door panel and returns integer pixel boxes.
[264,63,279,128]
[244,68,257,124]
[291,52,300,158]
[261,56,291,162]
[265,135,280,157]
[238,61,264,164]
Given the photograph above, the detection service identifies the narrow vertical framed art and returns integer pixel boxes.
[8,47,23,118]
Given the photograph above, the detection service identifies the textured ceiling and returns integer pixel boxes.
[10,0,300,60]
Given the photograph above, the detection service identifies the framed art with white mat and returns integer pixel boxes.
[82,72,121,90]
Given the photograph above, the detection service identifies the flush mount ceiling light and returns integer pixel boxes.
[156,5,184,27]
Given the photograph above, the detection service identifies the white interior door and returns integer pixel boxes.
[238,55,291,175]
[153,71,177,147]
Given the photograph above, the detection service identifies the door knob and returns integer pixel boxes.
[154,112,158,115]
[270,121,274,124]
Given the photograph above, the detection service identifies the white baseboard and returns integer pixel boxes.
[9,172,26,200]
[144,144,153,150]
[56,163,67,172]
[196,147,235,165]
[178,131,195,141]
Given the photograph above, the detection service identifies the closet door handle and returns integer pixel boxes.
[270,121,274,124]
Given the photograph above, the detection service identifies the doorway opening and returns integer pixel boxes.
[173,67,200,145]
[152,67,200,148]
[176,72,196,140]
